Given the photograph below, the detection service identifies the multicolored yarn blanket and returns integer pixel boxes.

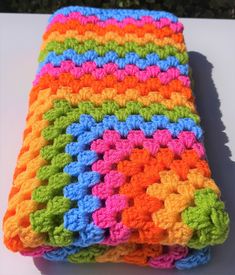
[3,6,229,270]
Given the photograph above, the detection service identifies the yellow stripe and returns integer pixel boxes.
[41,30,186,52]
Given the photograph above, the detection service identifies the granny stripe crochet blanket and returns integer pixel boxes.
[3,6,229,270]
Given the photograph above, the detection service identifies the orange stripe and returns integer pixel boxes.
[44,20,184,42]
[30,74,192,105]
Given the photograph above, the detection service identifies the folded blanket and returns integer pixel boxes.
[3,6,229,270]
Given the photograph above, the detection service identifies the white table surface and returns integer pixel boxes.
[0,13,235,275]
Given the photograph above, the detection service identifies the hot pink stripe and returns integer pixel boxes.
[92,171,131,245]
[91,130,205,175]
[20,246,54,257]
[92,194,131,245]
[148,245,188,269]
[47,12,183,33]
[34,61,190,87]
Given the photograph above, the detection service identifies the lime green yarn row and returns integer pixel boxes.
[182,188,230,249]
[39,38,188,63]
[30,196,71,228]
[30,197,74,246]
[68,245,108,264]
[30,101,76,246]
[34,134,73,202]
[42,99,200,141]
[44,100,199,123]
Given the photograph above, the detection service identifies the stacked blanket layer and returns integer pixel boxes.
[3,6,229,270]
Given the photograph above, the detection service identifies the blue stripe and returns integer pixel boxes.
[37,50,188,75]
[175,247,210,270]
[65,115,202,140]
[43,246,80,262]
[49,6,178,23]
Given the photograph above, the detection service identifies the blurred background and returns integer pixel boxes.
[0,0,235,19]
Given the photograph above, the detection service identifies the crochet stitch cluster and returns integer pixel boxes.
[3,6,229,270]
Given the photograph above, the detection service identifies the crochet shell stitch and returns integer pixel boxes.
[3,6,229,270]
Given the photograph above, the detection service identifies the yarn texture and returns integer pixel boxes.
[3,6,229,270]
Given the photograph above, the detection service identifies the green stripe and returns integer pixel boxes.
[39,38,188,63]
[42,100,199,141]
[182,188,229,249]
[68,245,109,263]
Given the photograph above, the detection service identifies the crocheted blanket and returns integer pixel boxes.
[3,6,229,270]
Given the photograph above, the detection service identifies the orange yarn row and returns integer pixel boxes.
[29,74,192,105]
[3,91,53,251]
[44,20,184,41]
